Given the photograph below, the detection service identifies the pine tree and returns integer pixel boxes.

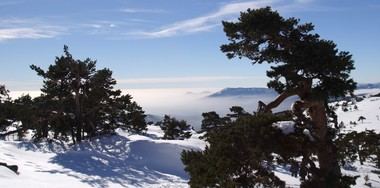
[125,101,147,133]
[113,94,147,134]
[30,45,146,143]
[158,115,192,140]
[0,85,8,101]
[183,7,358,188]
[182,113,289,187]
[227,106,249,119]
[358,116,366,123]
[201,111,229,132]
[0,85,12,133]
[12,95,35,138]
[220,7,356,187]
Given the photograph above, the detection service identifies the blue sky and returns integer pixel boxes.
[0,0,379,92]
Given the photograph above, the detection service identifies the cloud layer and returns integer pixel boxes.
[132,0,276,38]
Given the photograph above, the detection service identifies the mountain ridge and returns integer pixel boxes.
[208,83,380,98]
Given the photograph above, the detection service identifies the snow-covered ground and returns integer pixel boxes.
[0,126,205,188]
[1,89,380,187]
[334,90,380,187]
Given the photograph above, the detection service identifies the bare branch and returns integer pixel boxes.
[257,89,298,113]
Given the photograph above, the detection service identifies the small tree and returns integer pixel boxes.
[0,85,13,133]
[0,85,8,101]
[358,116,366,123]
[227,106,249,119]
[124,101,147,133]
[201,111,230,134]
[158,115,192,140]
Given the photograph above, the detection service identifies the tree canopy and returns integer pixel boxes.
[221,7,356,100]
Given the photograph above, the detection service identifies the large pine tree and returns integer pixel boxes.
[183,7,357,188]
[220,7,355,187]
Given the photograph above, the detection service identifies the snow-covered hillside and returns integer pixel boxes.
[0,126,205,188]
[335,90,380,187]
[1,89,380,188]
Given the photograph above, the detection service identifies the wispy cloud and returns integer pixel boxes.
[0,18,65,41]
[0,27,62,41]
[130,0,277,38]
[126,0,326,39]
[121,8,166,14]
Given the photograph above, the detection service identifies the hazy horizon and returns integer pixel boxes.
[8,87,296,130]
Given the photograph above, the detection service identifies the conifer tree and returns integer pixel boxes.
[124,101,147,133]
[0,85,11,132]
[220,7,355,187]
[0,85,8,101]
[201,111,229,132]
[183,7,357,188]
[358,116,366,123]
[158,115,192,140]
[30,46,146,142]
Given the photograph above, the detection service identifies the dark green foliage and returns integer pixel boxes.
[221,7,356,99]
[200,106,250,140]
[183,110,358,188]
[200,111,230,136]
[0,85,8,100]
[123,101,147,133]
[0,85,12,132]
[10,95,35,138]
[227,106,250,119]
[183,113,295,188]
[337,131,380,167]
[158,115,192,140]
[27,45,147,142]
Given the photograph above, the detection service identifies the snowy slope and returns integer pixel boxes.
[0,126,205,188]
[335,92,380,187]
[336,96,380,133]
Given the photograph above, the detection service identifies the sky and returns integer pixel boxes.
[0,0,380,93]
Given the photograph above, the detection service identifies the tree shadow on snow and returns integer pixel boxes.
[39,135,189,187]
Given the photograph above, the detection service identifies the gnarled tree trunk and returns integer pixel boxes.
[258,87,342,187]
[308,101,341,187]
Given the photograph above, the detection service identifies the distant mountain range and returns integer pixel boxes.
[209,83,380,98]
[357,83,380,89]
[208,87,276,97]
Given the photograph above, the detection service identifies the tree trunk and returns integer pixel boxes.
[307,101,342,188]
[75,89,82,142]
[74,69,82,143]
[259,88,343,187]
